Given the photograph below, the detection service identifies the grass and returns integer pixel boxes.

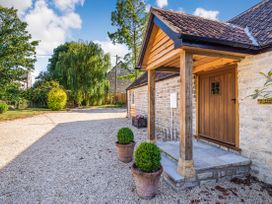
[0,108,51,121]
[0,104,125,121]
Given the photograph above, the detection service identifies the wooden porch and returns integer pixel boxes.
[145,45,245,178]
[137,10,255,184]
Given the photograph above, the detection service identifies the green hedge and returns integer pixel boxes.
[135,142,161,172]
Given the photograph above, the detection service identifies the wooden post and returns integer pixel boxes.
[177,50,196,178]
[148,69,156,143]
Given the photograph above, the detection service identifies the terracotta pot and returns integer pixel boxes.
[131,163,163,199]
[115,142,135,163]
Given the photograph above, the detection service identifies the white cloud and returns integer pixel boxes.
[24,0,82,55]
[145,4,151,12]
[54,0,84,12]
[0,0,32,15]
[1,0,84,82]
[193,8,219,20]
[94,40,129,66]
[156,0,168,8]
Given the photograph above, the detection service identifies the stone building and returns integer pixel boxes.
[107,62,132,94]
[107,62,132,103]
[127,1,272,188]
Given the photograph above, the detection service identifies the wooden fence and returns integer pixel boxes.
[107,92,127,104]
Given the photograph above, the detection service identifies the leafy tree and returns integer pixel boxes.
[0,6,38,99]
[108,0,148,80]
[35,71,53,82]
[46,41,110,106]
[25,80,60,107]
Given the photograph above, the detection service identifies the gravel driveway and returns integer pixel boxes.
[0,108,271,203]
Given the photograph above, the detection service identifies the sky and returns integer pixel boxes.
[0,0,261,82]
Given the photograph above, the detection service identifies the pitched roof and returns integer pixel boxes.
[228,0,272,48]
[151,8,259,49]
[126,71,179,90]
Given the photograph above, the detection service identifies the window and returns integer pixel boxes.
[211,81,220,95]
[131,91,135,104]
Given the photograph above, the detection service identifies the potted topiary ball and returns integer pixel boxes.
[116,127,135,163]
[131,142,163,199]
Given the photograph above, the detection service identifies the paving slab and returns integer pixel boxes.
[157,140,251,171]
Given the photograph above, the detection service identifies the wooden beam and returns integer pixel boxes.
[147,69,156,143]
[177,50,196,178]
[183,46,247,60]
[156,67,179,72]
[193,58,237,73]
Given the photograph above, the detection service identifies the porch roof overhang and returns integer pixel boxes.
[137,8,261,70]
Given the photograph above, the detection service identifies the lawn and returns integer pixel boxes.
[0,105,124,121]
[0,108,51,121]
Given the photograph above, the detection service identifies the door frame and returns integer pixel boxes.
[195,64,240,150]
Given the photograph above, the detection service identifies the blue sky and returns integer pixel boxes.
[0,0,261,81]
[77,0,261,42]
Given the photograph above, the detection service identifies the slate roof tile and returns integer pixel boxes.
[151,8,256,48]
[126,71,179,90]
[228,0,272,48]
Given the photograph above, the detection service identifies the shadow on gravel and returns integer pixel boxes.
[0,116,128,203]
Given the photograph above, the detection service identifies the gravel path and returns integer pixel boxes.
[0,108,271,203]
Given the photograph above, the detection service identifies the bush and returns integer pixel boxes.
[47,88,67,111]
[17,99,29,109]
[0,102,8,114]
[135,142,161,172]
[27,80,60,108]
[117,127,134,144]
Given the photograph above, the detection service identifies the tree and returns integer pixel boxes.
[25,80,60,107]
[46,41,110,106]
[108,0,148,80]
[0,6,38,99]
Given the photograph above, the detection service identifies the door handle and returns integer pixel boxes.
[231,98,236,103]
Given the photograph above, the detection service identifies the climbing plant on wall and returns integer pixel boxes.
[250,70,272,102]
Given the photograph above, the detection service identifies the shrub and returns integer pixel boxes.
[17,99,29,109]
[47,88,67,111]
[117,127,134,144]
[135,142,161,172]
[0,102,8,114]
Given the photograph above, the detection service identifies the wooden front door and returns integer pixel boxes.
[198,67,237,147]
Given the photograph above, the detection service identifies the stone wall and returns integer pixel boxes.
[237,51,272,184]
[128,76,197,141]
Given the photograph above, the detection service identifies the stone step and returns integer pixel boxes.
[161,155,184,183]
[157,141,179,162]
[158,140,252,191]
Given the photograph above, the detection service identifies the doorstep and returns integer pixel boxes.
[157,140,251,191]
